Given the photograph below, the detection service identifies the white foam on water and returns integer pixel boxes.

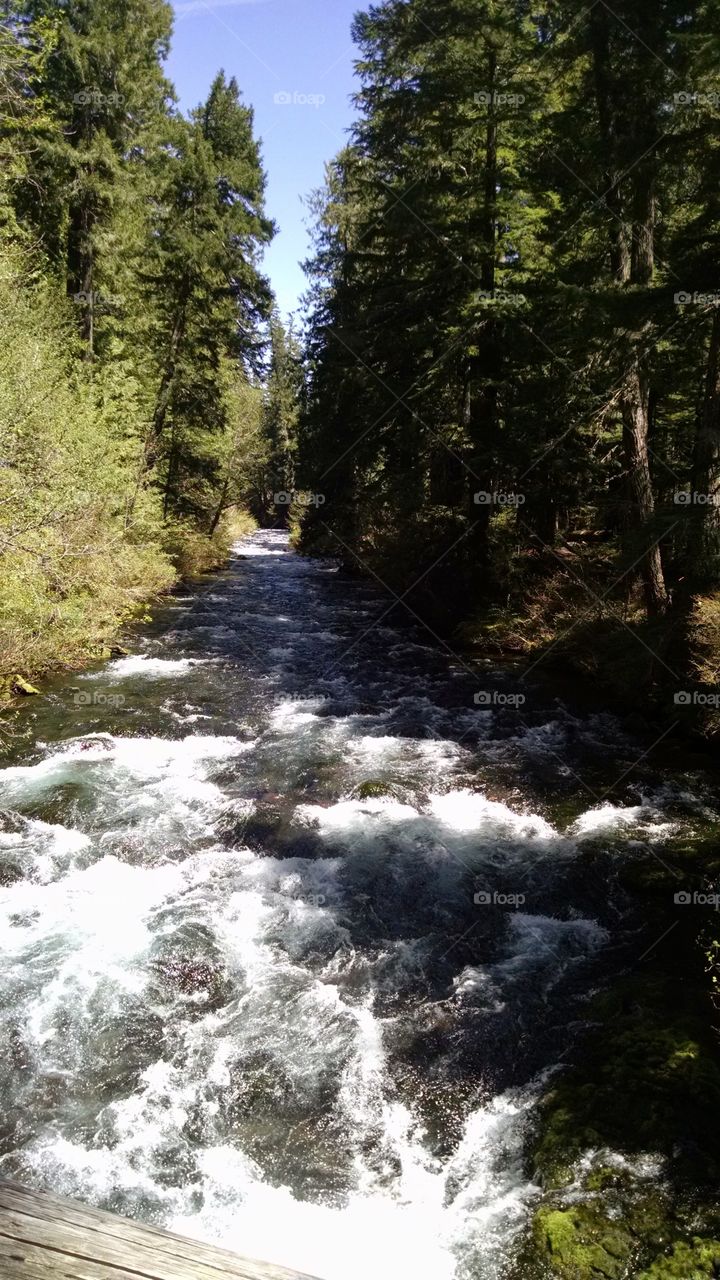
[0,733,251,793]
[295,791,566,884]
[429,790,557,840]
[454,911,609,1007]
[84,656,211,680]
[16,992,538,1280]
[0,817,91,883]
[0,810,542,1280]
[270,697,327,731]
[0,856,188,1051]
[234,533,291,558]
[346,734,465,771]
[570,802,679,840]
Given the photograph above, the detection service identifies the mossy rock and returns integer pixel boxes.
[354,779,397,799]
[533,1204,635,1280]
[531,971,720,1191]
[9,675,39,696]
[523,1189,671,1280]
[637,1238,720,1279]
[584,1165,633,1194]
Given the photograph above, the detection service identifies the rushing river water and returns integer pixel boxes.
[0,530,716,1279]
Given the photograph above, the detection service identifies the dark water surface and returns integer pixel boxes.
[0,531,715,1279]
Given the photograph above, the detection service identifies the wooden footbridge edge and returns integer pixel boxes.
[0,1178,325,1280]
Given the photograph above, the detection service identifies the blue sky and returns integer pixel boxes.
[167,0,361,320]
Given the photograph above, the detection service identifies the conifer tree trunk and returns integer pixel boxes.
[145,292,189,467]
[466,47,499,567]
[591,4,630,283]
[689,307,720,585]
[621,160,668,618]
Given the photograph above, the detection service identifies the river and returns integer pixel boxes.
[0,530,715,1280]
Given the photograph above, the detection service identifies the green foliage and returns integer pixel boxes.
[0,244,175,677]
[0,3,283,687]
[299,0,720,651]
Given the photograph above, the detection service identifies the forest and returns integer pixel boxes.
[298,0,720,729]
[2,6,720,1280]
[0,0,301,684]
[2,0,720,730]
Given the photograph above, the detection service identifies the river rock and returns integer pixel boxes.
[10,676,39,695]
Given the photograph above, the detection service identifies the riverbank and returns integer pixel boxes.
[461,572,720,745]
[513,818,720,1280]
[464,577,720,1275]
[0,511,256,711]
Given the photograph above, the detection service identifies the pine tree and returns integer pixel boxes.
[262,311,302,522]
[142,72,274,528]
[13,0,173,357]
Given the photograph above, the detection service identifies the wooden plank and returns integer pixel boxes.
[0,1181,323,1280]
[0,1232,153,1279]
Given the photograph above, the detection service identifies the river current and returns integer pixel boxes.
[0,530,714,1279]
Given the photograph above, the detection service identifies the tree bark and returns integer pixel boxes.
[688,306,720,586]
[621,351,668,615]
[208,478,229,536]
[465,47,499,567]
[590,4,631,283]
[145,288,189,468]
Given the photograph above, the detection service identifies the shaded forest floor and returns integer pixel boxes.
[459,536,720,744]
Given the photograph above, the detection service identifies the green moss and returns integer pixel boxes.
[516,1176,673,1280]
[354,779,396,799]
[518,908,720,1279]
[584,1165,632,1194]
[637,1238,720,1279]
[534,1205,635,1280]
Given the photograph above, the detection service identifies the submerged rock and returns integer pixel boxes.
[353,779,399,799]
[0,858,23,887]
[149,956,231,1011]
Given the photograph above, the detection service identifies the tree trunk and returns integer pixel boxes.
[590,4,631,283]
[465,47,499,569]
[622,352,668,615]
[688,306,720,586]
[621,166,667,617]
[145,286,190,468]
[208,478,229,536]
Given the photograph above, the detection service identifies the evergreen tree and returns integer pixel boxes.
[263,311,302,522]
[142,72,274,527]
